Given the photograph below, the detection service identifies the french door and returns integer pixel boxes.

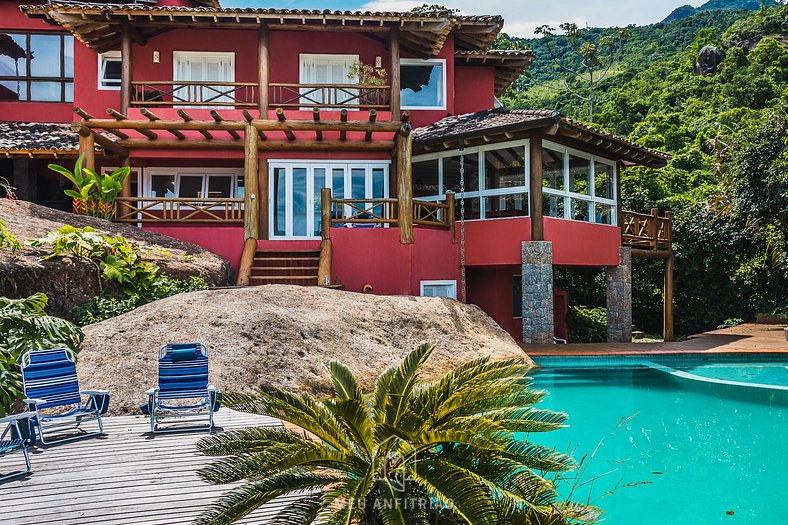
[173,51,234,107]
[299,54,358,107]
[270,162,389,239]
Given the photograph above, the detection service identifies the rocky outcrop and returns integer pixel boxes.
[695,45,724,75]
[77,285,530,415]
[0,199,232,318]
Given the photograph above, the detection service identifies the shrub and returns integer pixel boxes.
[48,155,129,220]
[568,305,608,343]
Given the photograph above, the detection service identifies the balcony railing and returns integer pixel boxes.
[270,83,390,109]
[621,209,672,252]
[114,197,244,223]
[329,198,399,225]
[130,81,258,108]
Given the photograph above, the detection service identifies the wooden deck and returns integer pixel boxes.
[2,409,302,524]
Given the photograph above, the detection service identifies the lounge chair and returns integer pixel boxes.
[145,343,220,434]
[21,348,108,445]
[0,412,34,481]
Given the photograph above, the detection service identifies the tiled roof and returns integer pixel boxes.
[0,122,79,153]
[412,108,670,167]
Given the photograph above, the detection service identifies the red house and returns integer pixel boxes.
[1,0,674,344]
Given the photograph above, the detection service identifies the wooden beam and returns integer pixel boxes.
[211,110,240,139]
[629,249,673,260]
[120,23,132,115]
[276,108,296,140]
[93,132,128,157]
[258,24,270,118]
[397,133,414,244]
[243,124,259,240]
[107,107,157,139]
[389,27,401,118]
[339,109,348,141]
[664,253,674,342]
[178,109,212,139]
[258,157,269,240]
[78,130,95,172]
[529,136,544,241]
[75,107,128,139]
[365,109,376,141]
[141,108,185,139]
[118,139,396,151]
[81,117,402,133]
[313,108,322,141]
[446,191,455,239]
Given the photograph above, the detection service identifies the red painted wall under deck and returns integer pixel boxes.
[466,264,522,340]
[454,65,495,115]
[143,224,245,275]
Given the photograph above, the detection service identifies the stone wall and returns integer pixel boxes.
[606,247,632,343]
[521,241,554,344]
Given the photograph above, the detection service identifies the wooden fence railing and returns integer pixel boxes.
[329,198,399,225]
[130,81,258,108]
[621,208,672,251]
[114,197,244,223]
[413,198,453,231]
[270,83,390,109]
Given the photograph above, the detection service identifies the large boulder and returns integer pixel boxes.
[0,199,232,318]
[694,45,723,76]
[78,285,530,415]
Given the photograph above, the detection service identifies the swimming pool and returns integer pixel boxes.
[530,354,788,525]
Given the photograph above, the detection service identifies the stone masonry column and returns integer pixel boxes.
[606,247,633,343]
[521,241,554,344]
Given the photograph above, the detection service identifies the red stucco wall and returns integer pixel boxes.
[142,224,245,274]
[466,264,522,340]
[454,65,495,115]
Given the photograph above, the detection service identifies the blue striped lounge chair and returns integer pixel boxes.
[145,343,220,434]
[0,412,34,482]
[21,349,108,445]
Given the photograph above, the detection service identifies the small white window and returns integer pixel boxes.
[420,280,457,299]
[401,58,446,110]
[98,51,122,90]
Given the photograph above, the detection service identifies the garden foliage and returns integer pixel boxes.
[48,155,130,220]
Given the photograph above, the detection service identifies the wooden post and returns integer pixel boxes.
[120,24,132,115]
[243,124,259,240]
[258,157,269,240]
[664,253,674,342]
[529,136,544,241]
[397,133,414,244]
[236,237,257,286]
[389,27,401,118]
[120,156,131,198]
[446,191,456,239]
[78,128,95,173]
[649,208,659,250]
[318,188,333,286]
[321,188,332,241]
[257,24,270,118]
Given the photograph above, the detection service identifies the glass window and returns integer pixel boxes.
[571,198,590,222]
[207,176,232,198]
[595,203,615,225]
[292,168,307,237]
[454,197,481,220]
[484,192,529,219]
[485,146,526,189]
[543,194,565,218]
[351,168,365,200]
[0,32,73,102]
[178,175,203,198]
[99,51,122,90]
[542,147,564,191]
[236,176,245,199]
[273,167,286,236]
[313,168,326,236]
[594,161,614,200]
[413,159,439,197]
[569,154,591,195]
[331,168,345,199]
[151,175,175,198]
[420,281,457,299]
[401,59,445,109]
[443,154,479,193]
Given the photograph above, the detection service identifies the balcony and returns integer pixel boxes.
[114,197,244,224]
[621,209,672,253]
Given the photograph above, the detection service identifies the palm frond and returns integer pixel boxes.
[327,360,362,400]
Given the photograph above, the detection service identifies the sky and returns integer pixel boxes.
[220,1,710,37]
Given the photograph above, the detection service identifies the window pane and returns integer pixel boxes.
[413,159,439,197]
[179,175,203,198]
[313,168,325,236]
[372,168,385,198]
[101,55,122,88]
[207,176,232,198]
[443,154,479,193]
[292,168,307,237]
[351,168,365,199]
[0,80,25,101]
[595,203,615,225]
[542,147,564,191]
[0,33,27,77]
[485,146,526,190]
[63,36,73,77]
[236,177,245,199]
[274,168,286,236]
[569,154,591,195]
[453,197,480,220]
[30,81,61,101]
[543,194,565,218]
[401,62,444,108]
[331,168,344,199]
[30,34,62,77]
[571,198,590,221]
[151,175,175,198]
[64,82,73,103]
[484,192,529,219]
[594,161,614,200]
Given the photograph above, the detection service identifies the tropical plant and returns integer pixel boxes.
[0,218,22,253]
[0,175,17,201]
[49,155,130,220]
[348,61,389,86]
[195,344,598,525]
[0,293,84,416]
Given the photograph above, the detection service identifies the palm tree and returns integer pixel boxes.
[195,343,598,525]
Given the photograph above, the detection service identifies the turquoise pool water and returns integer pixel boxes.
[530,361,788,525]
[673,361,788,386]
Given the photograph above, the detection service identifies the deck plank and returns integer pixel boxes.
[2,409,297,524]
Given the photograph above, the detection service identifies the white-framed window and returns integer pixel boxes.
[412,139,530,221]
[541,141,617,225]
[173,51,235,107]
[144,168,243,201]
[97,51,121,90]
[401,58,446,110]
[269,160,390,239]
[299,54,359,108]
[420,280,457,299]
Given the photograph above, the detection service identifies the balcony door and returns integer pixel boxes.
[299,54,358,108]
[173,51,234,108]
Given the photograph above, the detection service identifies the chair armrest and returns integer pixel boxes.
[207,385,218,392]
[23,398,47,406]
[145,388,158,396]
[0,411,35,424]
[81,389,110,396]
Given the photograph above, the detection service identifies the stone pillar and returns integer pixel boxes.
[13,158,36,201]
[606,247,632,343]
[522,241,554,344]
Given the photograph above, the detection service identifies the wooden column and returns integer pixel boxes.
[257,24,270,118]
[78,128,95,173]
[389,27,401,118]
[529,135,544,241]
[257,157,269,240]
[664,253,674,342]
[397,133,413,244]
[120,24,132,115]
[446,191,456,239]
[120,156,131,198]
[243,124,259,240]
[318,188,333,286]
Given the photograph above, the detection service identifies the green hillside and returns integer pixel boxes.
[664,0,778,23]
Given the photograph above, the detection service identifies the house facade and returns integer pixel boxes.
[1,0,674,343]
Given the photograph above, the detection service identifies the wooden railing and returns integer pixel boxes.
[413,197,453,231]
[621,208,672,252]
[130,81,258,108]
[329,198,399,225]
[270,83,390,109]
[114,197,244,224]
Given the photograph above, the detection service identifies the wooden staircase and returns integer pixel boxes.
[248,249,321,286]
